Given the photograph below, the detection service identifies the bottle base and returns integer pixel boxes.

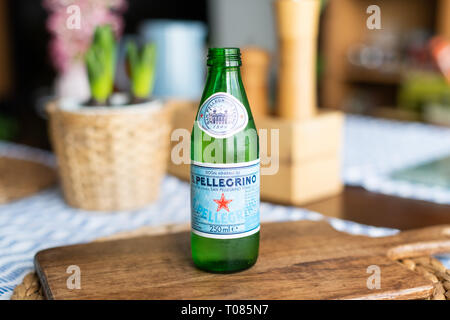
[191,231,259,273]
[193,257,258,274]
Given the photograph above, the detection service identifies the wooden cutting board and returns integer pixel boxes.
[34,220,450,300]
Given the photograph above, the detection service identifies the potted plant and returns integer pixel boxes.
[47,25,171,211]
[43,0,126,101]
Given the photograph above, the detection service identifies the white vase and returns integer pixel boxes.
[54,61,90,101]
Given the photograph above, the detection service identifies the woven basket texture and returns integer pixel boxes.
[47,101,171,211]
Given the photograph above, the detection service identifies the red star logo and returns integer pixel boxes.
[213,193,232,212]
[200,114,203,118]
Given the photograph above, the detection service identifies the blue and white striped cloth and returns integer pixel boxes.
[1,115,450,299]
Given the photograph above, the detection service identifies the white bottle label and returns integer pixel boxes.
[196,92,248,139]
[191,160,260,239]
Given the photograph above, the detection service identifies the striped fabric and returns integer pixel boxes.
[1,115,450,299]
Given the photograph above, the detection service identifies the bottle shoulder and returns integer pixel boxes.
[191,66,258,164]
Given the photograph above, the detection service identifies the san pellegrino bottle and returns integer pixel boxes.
[190,48,260,273]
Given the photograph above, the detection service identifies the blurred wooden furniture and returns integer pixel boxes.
[321,0,450,110]
[275,0,319,120]
[256,111,343,205]
[241,47,271,117]
[0,157,56,204]
[306,186,450,231]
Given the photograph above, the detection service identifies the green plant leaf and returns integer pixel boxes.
[126,41,157,100]
[85,25,116,104]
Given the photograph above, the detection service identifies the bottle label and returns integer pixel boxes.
[197,92,249,139]
[190,159,260,239]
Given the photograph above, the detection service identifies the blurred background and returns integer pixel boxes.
[0,0,208,148]
[1,0,450,149]
[2,0,450,301]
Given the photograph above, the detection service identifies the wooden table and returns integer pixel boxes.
[304,186,450,231]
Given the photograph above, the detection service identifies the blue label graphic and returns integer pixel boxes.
[190,161,260,239]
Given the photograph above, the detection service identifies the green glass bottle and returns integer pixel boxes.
[190,48,260,273]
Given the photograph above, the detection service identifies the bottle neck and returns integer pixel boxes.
[201,66,244,100]
[203,48,243,97]
[207,65,242,81]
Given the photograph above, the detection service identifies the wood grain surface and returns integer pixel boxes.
[305,186,450,230]
[35,220,450,300]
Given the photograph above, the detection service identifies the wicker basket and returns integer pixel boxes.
[47,99,171,211]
